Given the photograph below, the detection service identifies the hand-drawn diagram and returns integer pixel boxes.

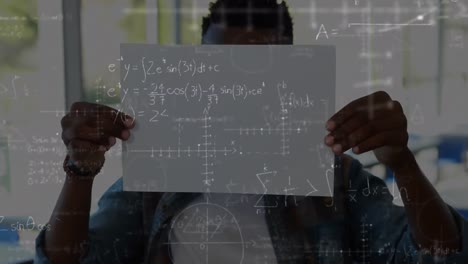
[167,199,245,264]
[121,44,335,196]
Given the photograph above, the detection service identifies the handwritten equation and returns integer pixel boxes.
[121,44,336,196]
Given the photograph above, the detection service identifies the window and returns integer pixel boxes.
[0,0,65,262]
[0,0,64,221]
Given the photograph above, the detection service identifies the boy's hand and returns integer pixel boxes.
[325,91,410,171]
[61,102,135,177]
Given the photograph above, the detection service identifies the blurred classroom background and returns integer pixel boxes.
[0,0,467,263]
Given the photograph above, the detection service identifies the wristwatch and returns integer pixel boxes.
[63,155,99,178]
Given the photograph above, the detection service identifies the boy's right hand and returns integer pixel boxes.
[61,102,135,178]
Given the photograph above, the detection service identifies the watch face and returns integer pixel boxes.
[74,165,93,176]
[65,158,93,177]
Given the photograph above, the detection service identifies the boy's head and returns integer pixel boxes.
[201,0,293,45]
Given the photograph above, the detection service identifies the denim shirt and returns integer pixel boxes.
[35,159,468,263]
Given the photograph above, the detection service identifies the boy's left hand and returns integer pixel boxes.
[325,91,411,171]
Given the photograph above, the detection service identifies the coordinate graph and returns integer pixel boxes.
[121,44,336,196]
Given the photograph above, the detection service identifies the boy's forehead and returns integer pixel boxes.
[202,24,291,45]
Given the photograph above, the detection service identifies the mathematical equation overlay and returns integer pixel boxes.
[121,44,336,196]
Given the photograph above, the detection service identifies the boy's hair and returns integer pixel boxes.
[202,0,293,40]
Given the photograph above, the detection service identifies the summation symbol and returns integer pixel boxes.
[254,165,279,208]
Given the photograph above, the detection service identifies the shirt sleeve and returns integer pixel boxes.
[437,205,468,263]
[346,159,468,263]
[34,177,145,264]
